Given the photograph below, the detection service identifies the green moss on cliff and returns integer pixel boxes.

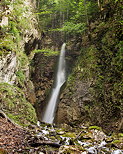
[0,83,37,126]
[72,21,122,128]
[0,0,39,126]
[0,0,37,54]
[59,1,123,131]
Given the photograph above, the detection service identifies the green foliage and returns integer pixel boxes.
[9,21,21,47]
[16,70,26,86]
[33,49,59,56]
[0,0,11,5]
[16,52,29,87]
[37,0,95,35]
[0,35,17,53]
[17,52,29,68]
[0,0,35,55]
[36,11,53,15]
[63,0,123,127]
[60,22,86,35]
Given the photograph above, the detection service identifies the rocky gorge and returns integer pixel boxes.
[0,0,123,153]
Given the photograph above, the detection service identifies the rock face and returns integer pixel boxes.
[56,76,92,126]
[31,36,80,122]
[31,52,57,120]
[0,0,41,84]
[0,0,40,125]
[0,16,8,27]
[0,52,17,84]
[56,3,123,132]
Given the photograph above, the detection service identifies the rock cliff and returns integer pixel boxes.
[56,3,123,132]
[0,0,41,126]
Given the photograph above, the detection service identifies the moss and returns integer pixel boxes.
[16,70,26,87]
[59,145,85,153]
[63,5,123,130]
[17,52,29,67]
[0,0,37,55]
[111,140,122,144]
[0,51,3,56]
[0,83,37,126]
[33,49,59,56]
[6,99,15,109]
[0,0,39,128]
[56,128,66,133]
[89,126,102,131]
[15,51,30,87]
[62,132,76,138]
[0,35,17,52]
[118,133,123,137]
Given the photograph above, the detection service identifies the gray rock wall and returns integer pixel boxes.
[0,52,17,84]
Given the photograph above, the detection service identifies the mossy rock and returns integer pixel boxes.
[56,128,66,133]
[107,139,123,149]
[88,126,102,131]
[79,131,93,141]
[0,83,37,127]
[118,133,123,137]
[57,131,65,135]
[62,132,76,138]
[59,145,85,154]
[111,140,122,144]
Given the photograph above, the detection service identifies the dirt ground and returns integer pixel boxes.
[0,117,29,153]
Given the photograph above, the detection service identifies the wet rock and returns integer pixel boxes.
[77,141,92,147]
[90,129,106,141]
[60,136,71,145]
[1,117,123,154]
[106,136,113,142]
[87,147,97,154]
[111,150,123,154]
[59,123,73,131]
[59,145,85,154]
[57,131,65,135]
[100,147,111,154]
[31,53,56,120]
[56,80,92,125]
[41,130,49,135]
[98,141,107,148]
[81,152,88,154]
[111,140,123,149]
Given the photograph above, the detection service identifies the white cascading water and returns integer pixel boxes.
[42,43,66,124]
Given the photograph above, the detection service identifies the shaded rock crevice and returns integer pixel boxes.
[31,36,80,122]
[31,52,57,120]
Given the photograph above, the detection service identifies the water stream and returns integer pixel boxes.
[42,43,66,124]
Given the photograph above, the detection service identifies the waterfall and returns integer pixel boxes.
[42,43,66,124]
